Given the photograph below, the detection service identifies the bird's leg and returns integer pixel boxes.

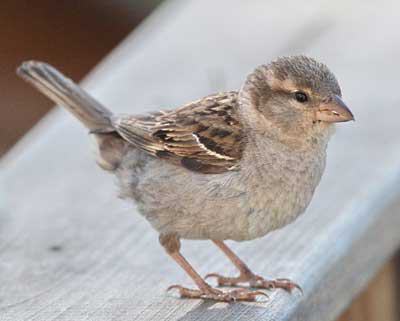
[159,234,268,302]
[205,240,302,293]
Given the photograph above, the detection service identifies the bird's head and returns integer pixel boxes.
[241,56,354,140]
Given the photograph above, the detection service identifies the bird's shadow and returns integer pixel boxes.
[176,300,268,321]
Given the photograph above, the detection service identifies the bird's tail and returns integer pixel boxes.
[17,61,113,132]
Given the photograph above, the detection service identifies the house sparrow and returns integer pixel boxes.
[17,56,354,302]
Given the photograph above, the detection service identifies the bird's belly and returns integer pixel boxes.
[116,150,253,240]
[116,148,325,241]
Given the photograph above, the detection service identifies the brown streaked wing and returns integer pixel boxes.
[112,91,245,174]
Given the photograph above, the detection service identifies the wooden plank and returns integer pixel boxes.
[2,0,400,320]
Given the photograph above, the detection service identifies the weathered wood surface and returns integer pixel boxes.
[1,0,400,320]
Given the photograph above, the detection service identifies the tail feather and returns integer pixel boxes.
[17,61,113,132]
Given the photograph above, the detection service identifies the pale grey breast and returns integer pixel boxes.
[115,129,329,241]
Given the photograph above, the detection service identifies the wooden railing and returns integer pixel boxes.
[1,1,400,320]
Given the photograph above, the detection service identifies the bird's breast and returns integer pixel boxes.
[238,138,328,240]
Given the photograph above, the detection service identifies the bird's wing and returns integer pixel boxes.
[112,91,245,174]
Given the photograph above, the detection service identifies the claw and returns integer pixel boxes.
[167,285,207,299]
[229,288,269,302]
[205,271,302,295]
[167,284,181,293]
[204,273,221,280]
[166,284,268,302]
[274,278,303,294]
[248,290,270,302]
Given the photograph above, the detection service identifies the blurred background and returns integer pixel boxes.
[1,2,399,321]
[0,0,162,156]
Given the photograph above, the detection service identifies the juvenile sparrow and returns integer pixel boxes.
[17,56,354,302]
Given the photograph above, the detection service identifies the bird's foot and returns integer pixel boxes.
[167,284,268,302]
[205,273,302,294]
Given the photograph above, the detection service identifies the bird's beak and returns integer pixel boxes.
[315,95,354,123]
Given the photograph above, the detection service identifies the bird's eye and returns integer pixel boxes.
[294,91,308,103]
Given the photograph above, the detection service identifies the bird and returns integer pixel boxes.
[17,56,354,302]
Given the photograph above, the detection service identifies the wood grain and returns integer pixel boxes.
[1,0,400,320]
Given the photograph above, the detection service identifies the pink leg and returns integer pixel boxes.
[159,234,268,302]
[206,240,302,293]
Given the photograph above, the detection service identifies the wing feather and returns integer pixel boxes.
[112,91,245,174]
